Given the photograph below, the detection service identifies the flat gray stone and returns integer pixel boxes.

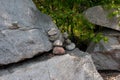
[0,49,103,80]
[0,0,60,65]
[84,6,120,31]
[48,28,59,36]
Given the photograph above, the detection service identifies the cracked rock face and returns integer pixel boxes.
[0,0,59,65]
[86,36,120,70]
[0,49,103,80]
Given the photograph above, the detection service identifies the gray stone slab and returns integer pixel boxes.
[0,49,103,80]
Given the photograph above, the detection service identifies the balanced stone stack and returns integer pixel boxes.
[63,32,76,51]
[0,0,104,80]
[47,28,76,54]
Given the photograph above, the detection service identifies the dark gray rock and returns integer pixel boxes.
[0,49,103,80]
[89,50,120,70]
[84,6,120,31]
[0,0,60,65]
[86,36,120,70]
[101,28,120,37]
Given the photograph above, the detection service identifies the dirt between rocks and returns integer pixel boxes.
[99,70,120,80]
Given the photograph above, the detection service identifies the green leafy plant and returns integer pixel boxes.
[33,0,120,50]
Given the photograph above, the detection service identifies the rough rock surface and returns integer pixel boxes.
[0,49,103,80]
[0,0,59,65]
[101,28,120,37]
[100,72,120,80]
[87,36,120,52]
[89,50,120,70]
[84,6,120,31]
[87,36,120,70]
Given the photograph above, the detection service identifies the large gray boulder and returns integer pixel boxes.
[88,50,120,70]
[0,49,103,80]
[0,0,59,65]
[84,6,120,31]
[86,36,120,70]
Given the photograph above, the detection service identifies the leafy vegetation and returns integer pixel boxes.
[33,0,120,50]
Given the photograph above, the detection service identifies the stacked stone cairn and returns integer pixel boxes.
[47,28,76,54]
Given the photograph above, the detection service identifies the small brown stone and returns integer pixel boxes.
[53,47,65,55]
[63,32,69,39]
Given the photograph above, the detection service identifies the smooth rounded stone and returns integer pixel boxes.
[65,43,76,51]
[48,28,58,36]
[53,40,63,47]
[53,47,65,55]
[63,32,69,39]
[65,39,72,45]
